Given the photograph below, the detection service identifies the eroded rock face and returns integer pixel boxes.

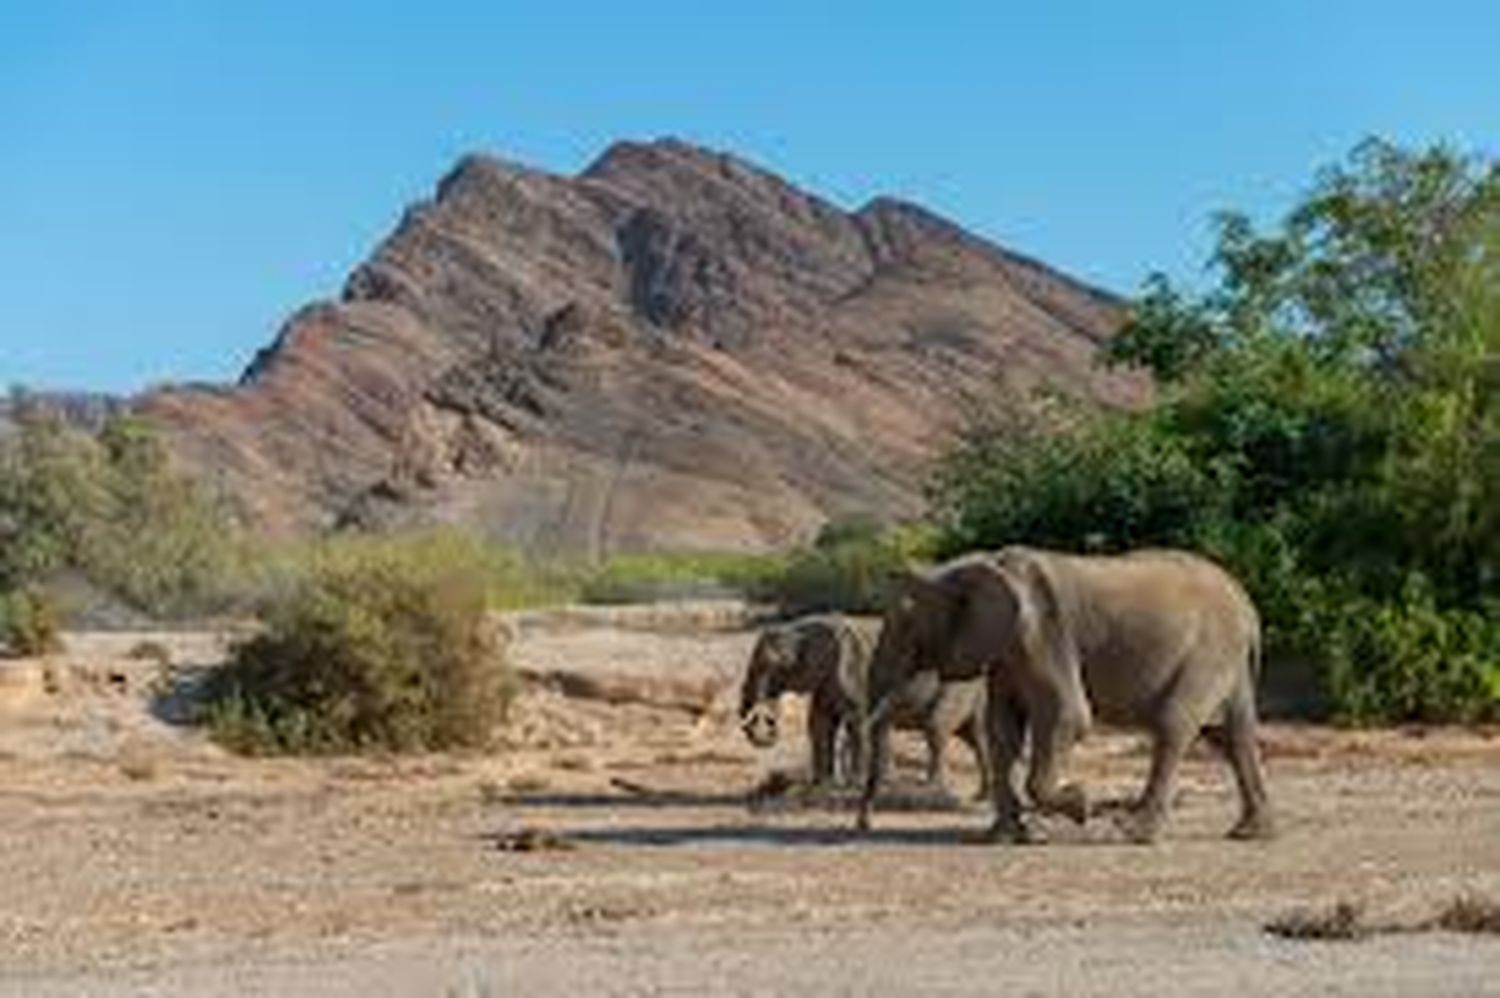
[140,138,1148,553]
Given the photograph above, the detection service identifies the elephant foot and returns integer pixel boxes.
[1227,811,1276,841]
[1112,806,1165,845]
[982,817,1044,845]
[1055,783,1090,826]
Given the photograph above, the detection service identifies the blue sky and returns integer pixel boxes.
[2,1,1495,393]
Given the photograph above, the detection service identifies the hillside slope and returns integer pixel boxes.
[142,139,1147,552]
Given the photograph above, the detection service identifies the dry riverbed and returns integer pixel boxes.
[1,619,1497,996]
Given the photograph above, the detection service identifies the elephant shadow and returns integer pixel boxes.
[489,786,1160,850]
[492,789,750,810]
[492,823,968,848]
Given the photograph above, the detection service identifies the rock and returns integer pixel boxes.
[139,137,1149,552]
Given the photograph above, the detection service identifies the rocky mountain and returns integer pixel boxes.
[0,391,127,437]
[141,138,1148,554]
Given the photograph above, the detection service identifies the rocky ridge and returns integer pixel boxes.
[141,138,1148,552]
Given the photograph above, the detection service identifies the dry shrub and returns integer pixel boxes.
[492,826,577,853]
[505,772,550,794]
[119,755,160,782]
[1268,894,1500,942]
[0,587,63,657]
[1265,900,1370,941]
[203,538,515,755]
[1432,894,1500,935]
[127,639,173,666]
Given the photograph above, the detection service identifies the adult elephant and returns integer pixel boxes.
[857,547,1274,844]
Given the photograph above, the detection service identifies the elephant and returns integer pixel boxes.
[739,613,991,797]
[858,547,1274,845]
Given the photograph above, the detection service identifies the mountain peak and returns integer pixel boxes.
[142,138,1147,549]
[583,136,722,177]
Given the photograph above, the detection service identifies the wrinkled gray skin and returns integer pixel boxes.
[859,547,1273,845]
[739,614,991,796]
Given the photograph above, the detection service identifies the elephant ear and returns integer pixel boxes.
[995,550,1090,727]
[789,617,842,694]
[741,628,783,713]
[938,556,1027,679]
[833,617,871,706]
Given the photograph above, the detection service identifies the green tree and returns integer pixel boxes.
[0,403,245,622]
[939,138,1498,723]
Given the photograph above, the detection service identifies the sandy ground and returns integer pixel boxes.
[1,620,1497,996]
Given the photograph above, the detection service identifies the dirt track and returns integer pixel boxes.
[1,622,1497,996]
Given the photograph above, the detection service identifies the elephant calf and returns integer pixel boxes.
[739,613,991,796]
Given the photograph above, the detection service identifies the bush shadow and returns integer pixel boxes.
[147,663,218,728]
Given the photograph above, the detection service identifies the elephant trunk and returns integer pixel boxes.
[739,643,783,748]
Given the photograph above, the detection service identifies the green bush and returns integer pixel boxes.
[1319,583,1500,725]
[933,139,1499,723]
[251,531,588,613]
[203,537,515,755]
[0,405,246,621]
[765,518,936,615]
[75,417,249,618]
[0,587,63,657]
[578,550,782,604]
[935,414,1224,557]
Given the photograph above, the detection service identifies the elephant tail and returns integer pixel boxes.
[1246,607,1264,687]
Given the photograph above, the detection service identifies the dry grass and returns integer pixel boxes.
[652,747,753,767]
[118,756,160,782]
[505,772,551,794]
[475,779,505,806]
[551,752,596,773]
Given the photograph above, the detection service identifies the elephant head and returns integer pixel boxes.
[858,549,1084,832]
[739,625,800,747]
[740,616,866,751]
[866,552,1027,720]
[741,619,857,748]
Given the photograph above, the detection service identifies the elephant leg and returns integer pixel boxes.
[835,714,864,787]
[855,717,890,832]
[923,725,948,789]
[960,714,993,802]
[1024,699,1090,826]
[984,694,1033,843]
[808,691,840,787]
[1115,716,1192,844]
[923,686,963,789]
[1219,683,1275,840]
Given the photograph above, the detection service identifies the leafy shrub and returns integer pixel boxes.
[0,587,63,656]
[0,405,246,620]
[578,551,782,604]
[933,139,1499,723]
[76,418,248,617]
[127,639,173,667]
[253,531,587,613]
[203,537,515,755]
[1319,582,1500,725]
[935,413,1224,557]
[764,518,936,615]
